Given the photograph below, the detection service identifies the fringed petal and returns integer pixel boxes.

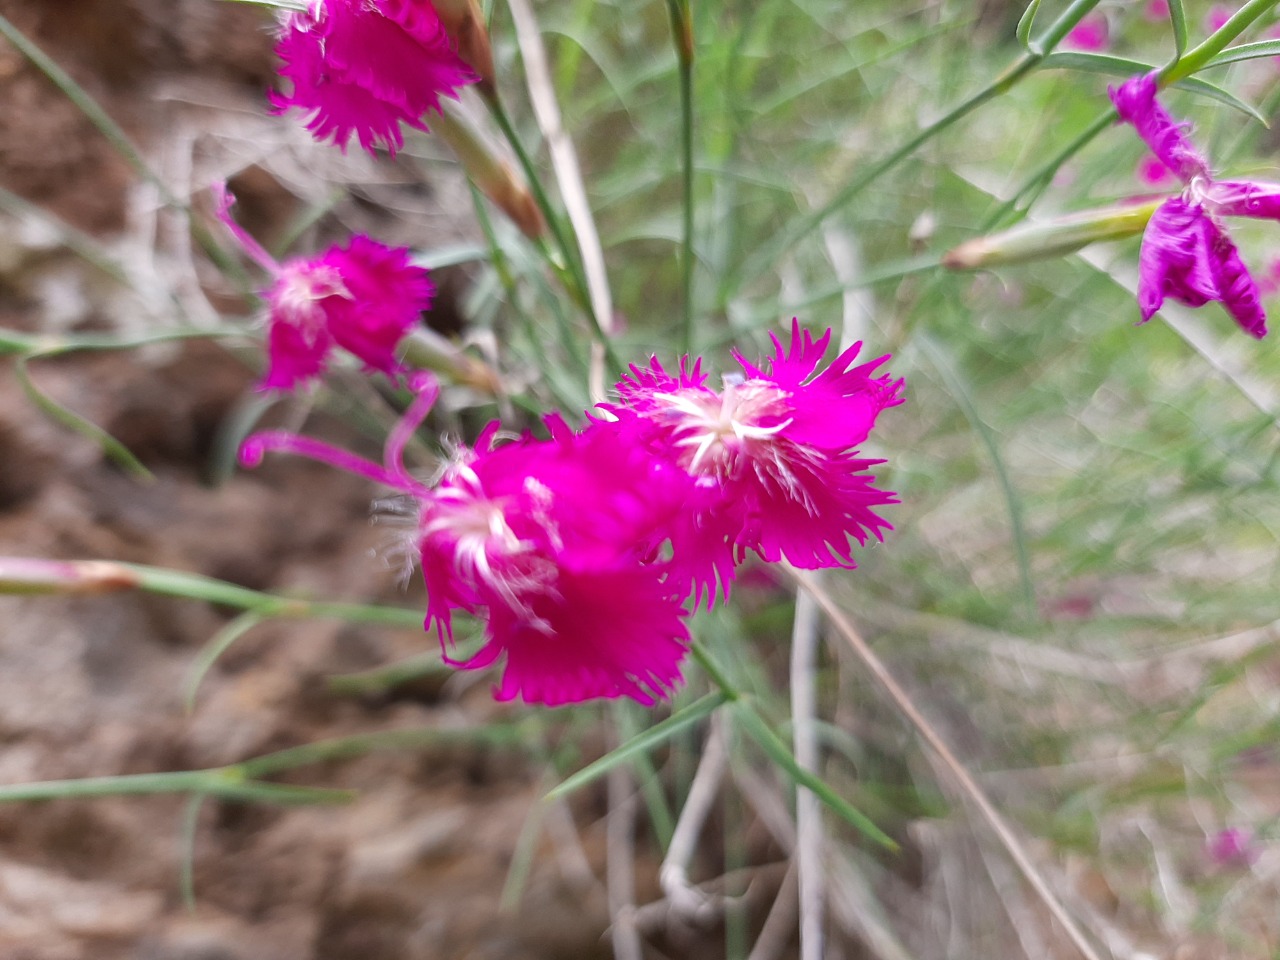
[1109,72,1209,184]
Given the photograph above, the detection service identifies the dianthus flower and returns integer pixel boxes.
[270,0,477,156]
[240,377,692,706]
[1110,72,1276,338]
[215,185,435,390]
[1063,13,1109,51]
[598,320,903,606]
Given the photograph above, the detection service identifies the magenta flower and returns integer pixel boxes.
[1110,72,1275,338]
[1136,155,1176,189]
[241,378,692,707]
[600,320,903,606]
[215,185,434,390]
[270,0,476,156]
[1143,0,1171,22]
[1063,13,1109,51]
[421,418,691,705]
[1206,827,1260,868]
[1205,5,1234,33]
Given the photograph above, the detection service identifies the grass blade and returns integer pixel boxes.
[546,692,728,800]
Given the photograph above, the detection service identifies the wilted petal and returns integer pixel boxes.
[1137,198,1219,318]
[1206,180,1280,220]
[1207,225,1268,338]
[1137,198,1267,338]
[1109,72,1209,183]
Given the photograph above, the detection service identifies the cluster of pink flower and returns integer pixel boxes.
[242,325,903,705]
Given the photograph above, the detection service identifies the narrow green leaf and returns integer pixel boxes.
[1202,38,1280,69]
[1015,0,1044,51]
[1167,0,1188,58]
[14,358,154,481]
[545,692,728,799]
[731,701,897,849]
[184,612,265,712]
[918,335,1036,621]
[178,793,205,910]
[1039,52,1267,123]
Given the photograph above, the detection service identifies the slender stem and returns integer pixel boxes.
[789,584,825,960]
[1164,0,1280,82]
[667,0,696,355]
[0,11,243,279]
[487,97,587,292]
[504,0,620,397]
[119,561,425,627]
[791,571,1105,960]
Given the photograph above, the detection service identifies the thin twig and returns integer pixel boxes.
[607,766,644,960]
[505,0,616,401]
[659,713,729,922]
[791,571,1106,960]
[789,583,826,960]
[746,861,799,960]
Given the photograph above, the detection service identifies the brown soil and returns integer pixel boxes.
[0,3,624,957]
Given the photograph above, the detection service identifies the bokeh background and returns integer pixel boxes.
[1,0,1280,957]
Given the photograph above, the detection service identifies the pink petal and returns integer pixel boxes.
[1109,72,1209,184]
[1137,198,1268,338]
[320,236,434,374]
[271,0,476,155]
[1207,180,1280,220]
[482,566,689,706]
[737,451,897,570]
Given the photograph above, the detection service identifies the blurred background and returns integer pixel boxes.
[1,0,1279,957]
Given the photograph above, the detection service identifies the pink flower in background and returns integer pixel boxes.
[1062,13,1109,51]
[1136,154,1176,189]
[1207,827,1260,867]
[600,320,903,605]
[1143,0,1171,22]
[215,185,434,390]
[271,0,476,155]
[1257,255,1280,296]
[1110,72,1277,338]
[1205,5,1235,33]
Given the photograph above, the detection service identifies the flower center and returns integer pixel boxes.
[271,262,349,344]
[420,467,557,618]
[655,379,793,474]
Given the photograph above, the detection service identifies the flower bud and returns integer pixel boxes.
[943,201,1160,270]
[432,109,546,240]
[0,558,138,595]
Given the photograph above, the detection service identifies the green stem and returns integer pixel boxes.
[0,768,352,806]
[0,11,245,281]
[1164,0,1280,82]
[667,0,696,355]
[486,97,587,293]
[119,561,425,627]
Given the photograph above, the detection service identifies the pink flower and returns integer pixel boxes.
[1136,155,1176,188]
[1205,5,1234,33]
[1062,13,1109,51]
[240,379,692,707]
[599,320,903,606]
[1206,827,1260,867]
[270,0,477,156]
[1110,72,1275,338]
[215,185,434,390]
[1143,0,1170,22]
[420,418,691,705]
